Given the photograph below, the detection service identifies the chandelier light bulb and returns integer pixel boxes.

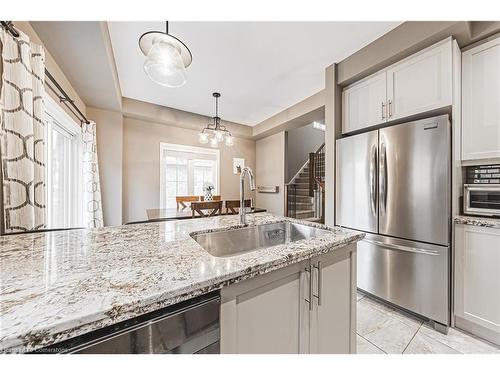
[215,130,224,142]
[199,132,209,144]
[225,135,234,147]
[209,136,218,148]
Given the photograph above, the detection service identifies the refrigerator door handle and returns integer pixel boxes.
[379,142,387,213]
[363,238,439,256]
[369,145,377,215]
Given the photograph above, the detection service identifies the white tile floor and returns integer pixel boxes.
[356,290,500,354]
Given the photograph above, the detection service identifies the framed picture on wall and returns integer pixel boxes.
[233,158,245,174]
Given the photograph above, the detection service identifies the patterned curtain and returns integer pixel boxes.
[81,121,103,228]
[0,28,46,233]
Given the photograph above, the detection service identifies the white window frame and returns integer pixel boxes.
[44,94,83,228]
[159,142,220,209]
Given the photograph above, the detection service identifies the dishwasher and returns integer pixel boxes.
[48,292,220,354]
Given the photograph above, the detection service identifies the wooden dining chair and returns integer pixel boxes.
[191,200,223,218]
[176,195,201,210]
[225,199,252,214]
[199,195,221,201]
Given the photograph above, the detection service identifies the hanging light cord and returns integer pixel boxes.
[165,21,169,34]
[215,95,219,118]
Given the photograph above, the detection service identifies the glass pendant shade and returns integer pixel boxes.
[144,40,187,88]
[209,137,218,148]
[224,135,234,147]
[215,130,224,142]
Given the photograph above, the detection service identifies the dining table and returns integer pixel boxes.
[146,207,267,221]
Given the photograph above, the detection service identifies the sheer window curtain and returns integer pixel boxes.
[0,28,46,233]
[81,121,103,228]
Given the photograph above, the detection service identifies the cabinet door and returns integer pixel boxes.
[342,71,387,134]
[309,245,356,354]
[462,37,500,161]
[455,225,500,342]
[386,40,452,121]
[220,261,309,354]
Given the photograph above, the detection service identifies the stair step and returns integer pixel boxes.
[301,217,322,223]
[294,210,315,219]
[294,189,310,196]
[290,202,313,209]
[294,184,309,190]
[288,196,312,203]
[295,177,309,183]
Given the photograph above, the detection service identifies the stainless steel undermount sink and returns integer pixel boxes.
[190,221,331,258]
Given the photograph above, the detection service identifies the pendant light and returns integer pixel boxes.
[139,21,193,88]
[199,93,234,148]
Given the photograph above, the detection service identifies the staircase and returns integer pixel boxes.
[285,144,325,222]
[288,165,315,220]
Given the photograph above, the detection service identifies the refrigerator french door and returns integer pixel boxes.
[336,115,451,327]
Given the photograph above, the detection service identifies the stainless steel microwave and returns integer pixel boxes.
[464,184,500,217]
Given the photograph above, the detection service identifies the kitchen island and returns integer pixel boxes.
[0,213,363,354]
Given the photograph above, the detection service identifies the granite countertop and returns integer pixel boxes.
[0,213,363,353]
[455,215,500,229]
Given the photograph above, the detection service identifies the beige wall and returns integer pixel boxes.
[255,132,285,216]
[122,116,256,223]
[87,107,123,227]
[253,90,325,139]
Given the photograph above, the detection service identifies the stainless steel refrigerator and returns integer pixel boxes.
[336,115,451,328]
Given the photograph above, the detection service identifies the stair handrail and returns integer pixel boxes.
[309,143,325,196]
[286,159,310,185]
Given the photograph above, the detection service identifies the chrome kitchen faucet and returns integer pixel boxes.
[239,167,256,226]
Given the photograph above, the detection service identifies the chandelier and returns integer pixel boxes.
[199,93,234,147]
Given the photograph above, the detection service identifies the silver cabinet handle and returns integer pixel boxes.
[304,266,313,311]
[381,102,385,120]
[312,261,322,306]
[388,99,392,118]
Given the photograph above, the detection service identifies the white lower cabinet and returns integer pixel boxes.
[454,224,500,346]
[220,244,357,353]
[309,251,354,354]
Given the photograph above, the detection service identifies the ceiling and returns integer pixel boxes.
[31,21,122,111]
[108,22,401,126]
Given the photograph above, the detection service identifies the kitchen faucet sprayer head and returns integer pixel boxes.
[243,167,256,191]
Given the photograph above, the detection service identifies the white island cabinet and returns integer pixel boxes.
[454,224,500,346]
[462,36,500,161]
[220,244,356,354]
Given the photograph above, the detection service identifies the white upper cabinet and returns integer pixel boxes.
[386,41,452,120]
[342,38,453,135]
[342,72,387,134]
[462,36,500,161]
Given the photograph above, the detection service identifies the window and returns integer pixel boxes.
[312,121,326,131]
[160,143,220,209]
[45,95,82,229]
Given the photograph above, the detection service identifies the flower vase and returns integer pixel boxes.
[204,190,213,201]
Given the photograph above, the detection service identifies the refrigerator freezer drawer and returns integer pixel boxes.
[357,234,449,325]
